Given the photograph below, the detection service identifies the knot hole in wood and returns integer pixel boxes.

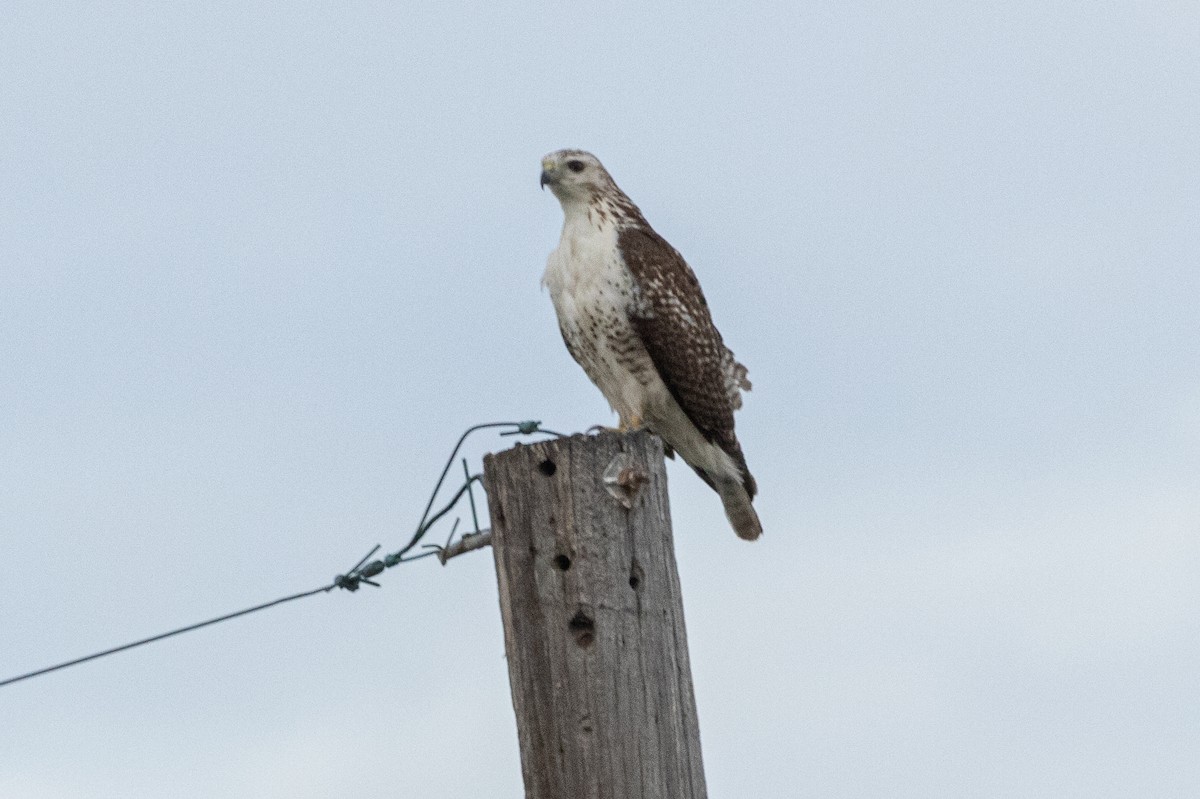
[629,560,644,591]
[568,609,595,648]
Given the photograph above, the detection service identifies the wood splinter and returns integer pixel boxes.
[437,529,492,565]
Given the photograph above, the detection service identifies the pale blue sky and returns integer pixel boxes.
[2,3,1198,797]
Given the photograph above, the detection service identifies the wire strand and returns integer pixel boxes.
[0,419,559,690]
[0,584,332,689]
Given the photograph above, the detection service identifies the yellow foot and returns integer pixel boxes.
[586,416,646,435]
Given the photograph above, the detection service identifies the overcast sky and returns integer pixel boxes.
[2,2,1198,797]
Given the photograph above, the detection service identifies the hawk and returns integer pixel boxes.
[540,149,762,541]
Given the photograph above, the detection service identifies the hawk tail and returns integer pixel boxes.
[691,440,762,541]
[716,477,762,541]
[718,440,761,540]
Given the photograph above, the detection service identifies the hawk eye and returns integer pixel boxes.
[567,159,586,173]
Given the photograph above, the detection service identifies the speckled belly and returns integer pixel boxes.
[556,291,659,423]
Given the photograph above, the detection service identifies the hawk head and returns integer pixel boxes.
[540,149,614,203]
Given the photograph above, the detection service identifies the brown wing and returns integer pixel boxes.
[618,226,756,498]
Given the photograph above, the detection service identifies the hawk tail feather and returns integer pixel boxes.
[716,477,762,541]
[688,441,762,541]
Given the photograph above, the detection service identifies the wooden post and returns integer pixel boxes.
[484,431,707,799]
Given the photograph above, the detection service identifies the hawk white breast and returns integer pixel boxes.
[540,149,762,541]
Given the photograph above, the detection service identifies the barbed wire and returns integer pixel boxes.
[0,419,564,690]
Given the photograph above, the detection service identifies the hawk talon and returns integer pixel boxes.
[586,416,645,435]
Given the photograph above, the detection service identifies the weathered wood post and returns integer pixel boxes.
[483,430,707,799]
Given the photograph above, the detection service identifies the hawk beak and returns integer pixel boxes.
[540,169,554,189]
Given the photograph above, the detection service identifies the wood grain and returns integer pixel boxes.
[485,431,707,799]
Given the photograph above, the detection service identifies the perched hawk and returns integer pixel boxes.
[540,149,762,541]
